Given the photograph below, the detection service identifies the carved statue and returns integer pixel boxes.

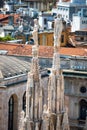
[18,111,26,130]
[32,19,39,46]
[54,16,63,48]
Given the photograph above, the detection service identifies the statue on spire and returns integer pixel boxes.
[54,15,63,52]
[32,19,39,46]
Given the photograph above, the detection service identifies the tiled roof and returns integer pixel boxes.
[0,43,87,57]
[0,14,20,25]
[0,14,9,20]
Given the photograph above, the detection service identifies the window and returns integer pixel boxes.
[44,18,47,25]
[82,20,86,24]
[8,96,14,130]
[79,99,87,120]
[80,86,86,93]
[23,92,26,112]
[30,2,33,8]
[61,35,64,43]
[80,37,84,41]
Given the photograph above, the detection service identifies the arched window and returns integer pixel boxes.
[23,92,26,112]
[8,96,14,130]
[79,99,87,120]
[8,94,18,130]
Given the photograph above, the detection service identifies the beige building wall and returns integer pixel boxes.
[0,82,26,130]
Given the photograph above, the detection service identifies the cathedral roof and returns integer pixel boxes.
[0,55,30,78]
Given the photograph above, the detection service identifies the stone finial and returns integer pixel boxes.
[34,19,39,31]
[43,104,48,113]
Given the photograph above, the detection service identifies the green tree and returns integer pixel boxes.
[0,35,15,41]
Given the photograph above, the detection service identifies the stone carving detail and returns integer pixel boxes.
[18,111,26,130]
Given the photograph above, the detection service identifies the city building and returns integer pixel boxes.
[72,8,87,32]
[38,12,54,30]
[57,0,87,21]
[0,17,87,130]
[0,55,30,130]
[0,54,49,130]
[23,0,50,11]
[69,28,87,48]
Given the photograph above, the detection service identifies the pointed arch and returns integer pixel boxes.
[8,94,18,130]
[79,99,87,120]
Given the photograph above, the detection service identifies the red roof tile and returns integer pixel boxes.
[0,14,20,25]
[0,14,9,19]
[0,42,87,57]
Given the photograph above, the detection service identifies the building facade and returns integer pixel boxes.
[57,0,87,21]
[24,0,50,11]
[72,8,87,32]
[0,55,49,130]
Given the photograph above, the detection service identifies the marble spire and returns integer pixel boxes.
[43,16,70,130]
[26,18,42,127]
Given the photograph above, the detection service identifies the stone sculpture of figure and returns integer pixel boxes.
[43,104,48,113]
[54,16,63,48]
[19,111,26,130]
[32,19,39,46]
